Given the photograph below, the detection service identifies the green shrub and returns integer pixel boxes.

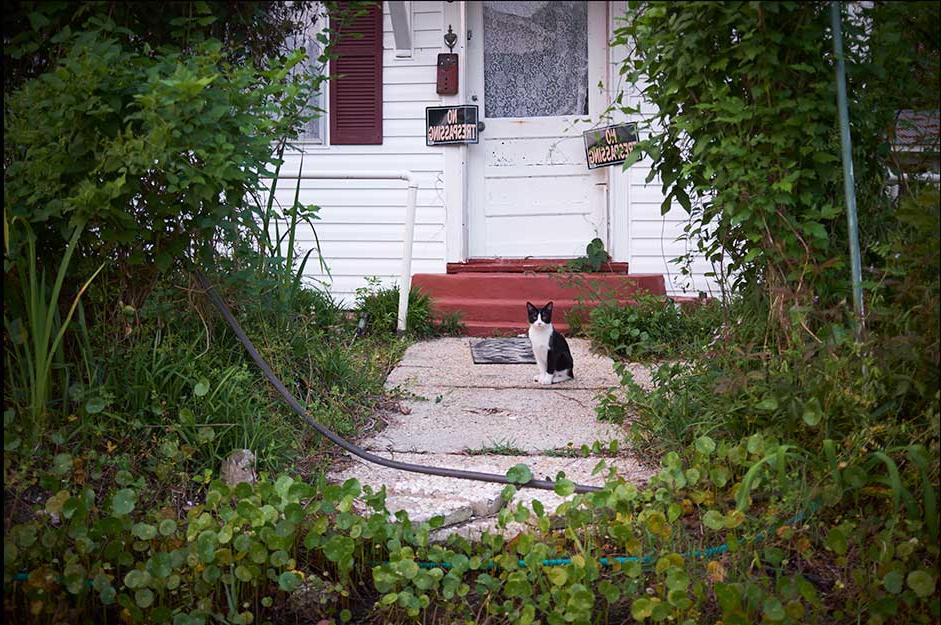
[587,295,721,360]
[3,19,318,277]
[354,278,436,338]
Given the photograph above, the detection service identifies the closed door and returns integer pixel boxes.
[466,1,608,258]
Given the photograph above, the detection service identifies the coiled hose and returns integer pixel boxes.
[193,269,601,494]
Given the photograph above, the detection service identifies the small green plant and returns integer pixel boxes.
[354,277,435,337]
[564,237,611,273]
[463,438,528,456]
[435,311,466,336]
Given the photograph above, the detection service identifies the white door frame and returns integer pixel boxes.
[442,1,469,263]
[461,1,609,259]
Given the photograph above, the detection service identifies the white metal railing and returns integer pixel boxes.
[272,170,419,332]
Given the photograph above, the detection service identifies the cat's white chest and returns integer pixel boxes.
[528,324,552,364]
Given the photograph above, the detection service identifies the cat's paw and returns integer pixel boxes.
[538,373,553,385]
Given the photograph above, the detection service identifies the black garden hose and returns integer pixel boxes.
[193,269,601,494]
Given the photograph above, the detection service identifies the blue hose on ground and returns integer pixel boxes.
[413,499,820,570]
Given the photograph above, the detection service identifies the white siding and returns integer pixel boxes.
[276,1,723,305]
[280,1,447,306]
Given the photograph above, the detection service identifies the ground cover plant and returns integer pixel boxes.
[4,1,939,624]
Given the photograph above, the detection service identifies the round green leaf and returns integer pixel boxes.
[801,403,822,427]
[234,564,253,582]
[194,379,210,397]
[631,597,655,620]
[85,397,107,414]
[695,435,716,455]
[45,490,70,516]
[546,566,568,587]
[762,596,785,621]
[132,523,157,540]
[907,570,935,598]
[503,571,532,597]
[756,398,778,411]
[506,463,533,485]
[270,549,290,567]
[158,519,178,536]
[553,477,575,496]
[703,510,725,530]
[124,569,150,589]
[278,571,301,592]
[882,570,903,594]
[53,453,73,475]
[111,489,137,517]
[135,588,155,608]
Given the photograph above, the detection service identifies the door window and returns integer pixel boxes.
[482,1,588,118]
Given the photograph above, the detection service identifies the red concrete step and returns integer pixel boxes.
[447,259,630,274]
[412,271,666,337]
[431,297,590,324]
[413,272,665,302]
[460,320,572,337]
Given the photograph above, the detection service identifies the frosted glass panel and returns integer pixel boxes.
[483,1,588,118]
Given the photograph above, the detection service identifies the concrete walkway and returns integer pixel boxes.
[329,337,655,538]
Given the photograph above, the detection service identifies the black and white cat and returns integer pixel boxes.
[526,302,575,385]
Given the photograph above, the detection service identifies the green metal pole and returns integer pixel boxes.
[830,0,865,337]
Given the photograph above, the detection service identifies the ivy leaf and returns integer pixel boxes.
[506,464,533,485]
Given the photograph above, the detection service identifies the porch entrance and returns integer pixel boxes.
[465,1,608,259]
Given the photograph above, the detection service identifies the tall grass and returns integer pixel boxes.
[3,220,104,440]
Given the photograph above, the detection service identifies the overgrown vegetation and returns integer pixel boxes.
[587,295,722,360]
[4,1,939,624]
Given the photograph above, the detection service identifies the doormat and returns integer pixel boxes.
[470,337,536,365]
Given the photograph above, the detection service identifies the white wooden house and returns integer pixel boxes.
[274,1,718,333]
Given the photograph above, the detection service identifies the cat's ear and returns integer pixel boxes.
[544,301,553,314]
[526,302,537,313]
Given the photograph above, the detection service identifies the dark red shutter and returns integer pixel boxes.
[330,2,383,144]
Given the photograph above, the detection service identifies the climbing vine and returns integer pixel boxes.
[613,1,937,340]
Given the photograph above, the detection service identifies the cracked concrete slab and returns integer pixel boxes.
[387,338,653,391]
[331,451,655,531]
[365,386,625,454]
[328,337,655,536]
